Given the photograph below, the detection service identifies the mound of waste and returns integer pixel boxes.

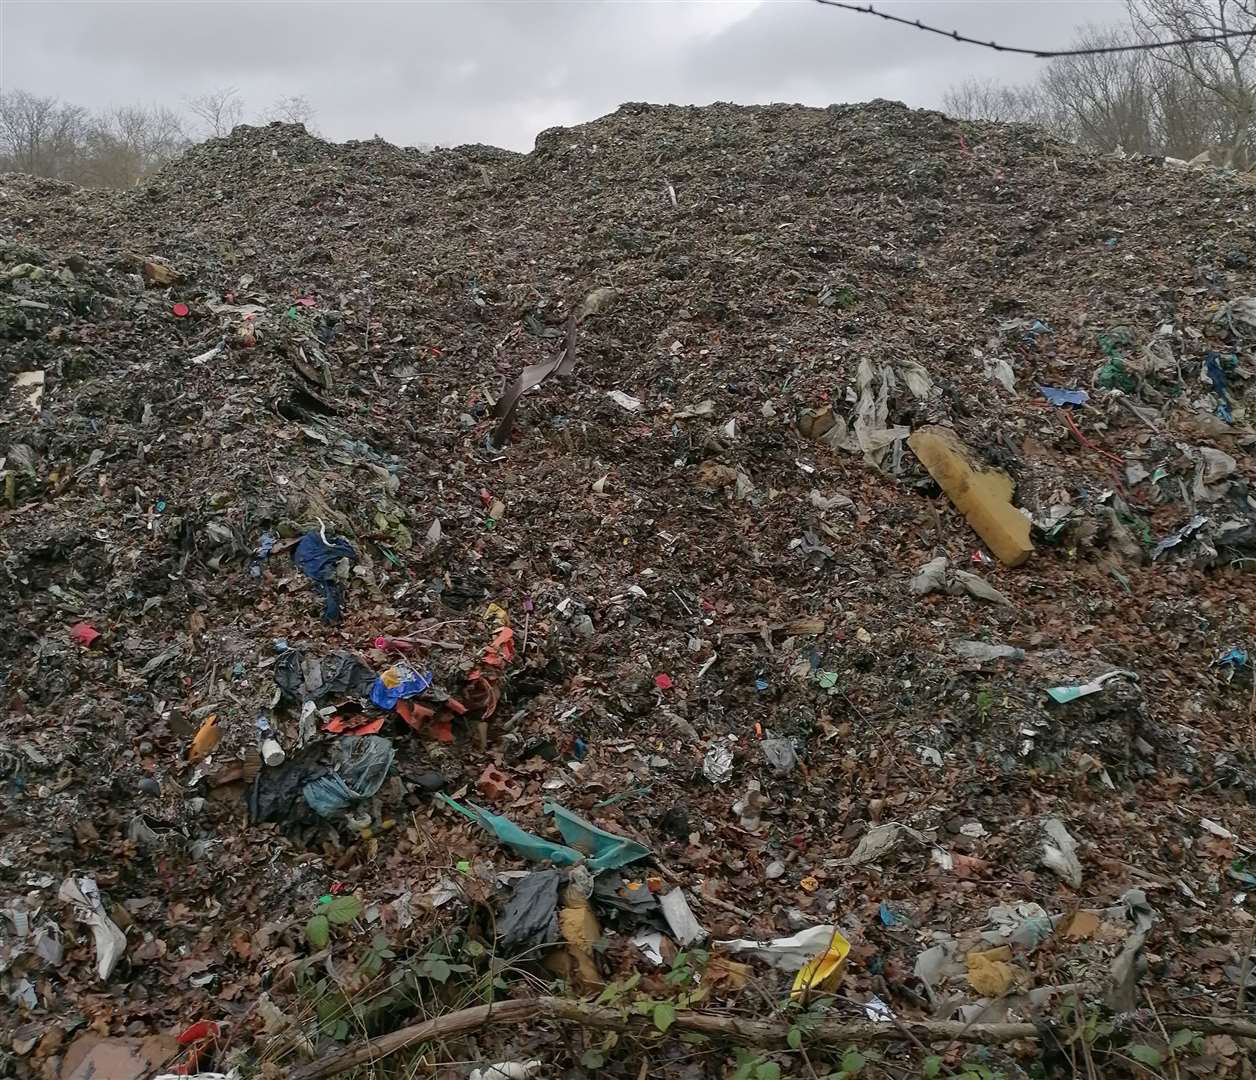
[2,100,1256,1078]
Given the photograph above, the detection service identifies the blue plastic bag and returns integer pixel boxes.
[370,663,433,710]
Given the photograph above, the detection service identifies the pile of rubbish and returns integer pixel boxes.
[2,100,1256,1078]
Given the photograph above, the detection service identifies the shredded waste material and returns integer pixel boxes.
[2,100,1256,1077]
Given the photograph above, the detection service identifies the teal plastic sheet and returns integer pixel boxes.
[440,795,649,873]
[546,801,650,872]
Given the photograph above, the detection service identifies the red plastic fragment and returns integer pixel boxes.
[69,622,100,647]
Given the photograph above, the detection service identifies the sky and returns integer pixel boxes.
[0,0,1125,152]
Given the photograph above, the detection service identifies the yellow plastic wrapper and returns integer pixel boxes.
[791,927,850,1000]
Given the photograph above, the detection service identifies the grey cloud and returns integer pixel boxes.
[2,0,1123,152]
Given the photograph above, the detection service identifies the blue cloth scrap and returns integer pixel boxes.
[251,531,277,578]
[294,531,356,623]
[1205,353,1233,423]
[1039,385,1089,407]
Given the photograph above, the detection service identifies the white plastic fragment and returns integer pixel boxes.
[951,640,1024,662]
[469,1063,543,1080]
[659,889,707,946]
[607,390,642,412]
[716,924,838,971]
[1041,818,1083,888]
[1201,817,1235,840]
[632,929,666,966]
[58,876,126,980]
[837,823,926,866]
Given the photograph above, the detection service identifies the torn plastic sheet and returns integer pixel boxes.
[658,888,706,946]
[302,735,395,818]
[837,822,927,865]
[852,358,910,469]
[1041,817,1084,888]
[490,314,577,449]
[440,795,649,873]
[1152,514,1208,560]
[909,557,1011,606]
[498,869,561,951]
[632,929,667,966]
[717,924,839,971]
[1039,385,1089,407]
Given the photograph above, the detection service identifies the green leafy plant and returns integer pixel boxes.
[732,1052,781,1080]
[304,893,363,949]
[1127,1044,1163,1069]
[653,1000,676,1034]
[664,947,708,989]
[975,687,995,721]
[954,1064,1006,1080]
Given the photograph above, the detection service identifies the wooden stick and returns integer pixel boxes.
[289,995,1256,1080]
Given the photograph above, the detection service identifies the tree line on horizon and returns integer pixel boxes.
[4,1,1255,189]
[0,86,315,189]
[943,0,1255,168]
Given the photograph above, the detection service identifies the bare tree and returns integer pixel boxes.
[1038,27,1157,153]
[943,79,1055,126]
[185,86,244,138]
[263,94,316,129]
[82,105,188,186]
[944,8,1256,163]
[0,90,89,179]
[1130,0,1256,166]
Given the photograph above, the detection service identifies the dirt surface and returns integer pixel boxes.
[2,100,1256,1079]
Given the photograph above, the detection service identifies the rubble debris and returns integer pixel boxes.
[3,100,1256,1078]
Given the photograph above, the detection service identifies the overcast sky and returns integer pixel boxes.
[2,1,1124,151]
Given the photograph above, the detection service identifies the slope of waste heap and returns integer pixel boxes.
[2,100,1256,1078]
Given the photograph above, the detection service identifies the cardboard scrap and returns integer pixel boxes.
[966,945,1016,997]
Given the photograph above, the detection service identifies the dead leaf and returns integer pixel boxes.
[188,714,220,761]
[1063,910,1101,940]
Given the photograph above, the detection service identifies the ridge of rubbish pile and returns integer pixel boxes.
[2,99,1256,1078]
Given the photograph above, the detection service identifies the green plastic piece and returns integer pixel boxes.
[545,801,651,872]
[441,794,583,866]
[440,795,649,873]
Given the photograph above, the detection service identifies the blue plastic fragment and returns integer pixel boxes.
[879,901,905,927]
[1216,648,1248,669]
[251,531,277,578]
[1039,385,1089,407]
[370,663,433,710]
[303,735,395,817]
